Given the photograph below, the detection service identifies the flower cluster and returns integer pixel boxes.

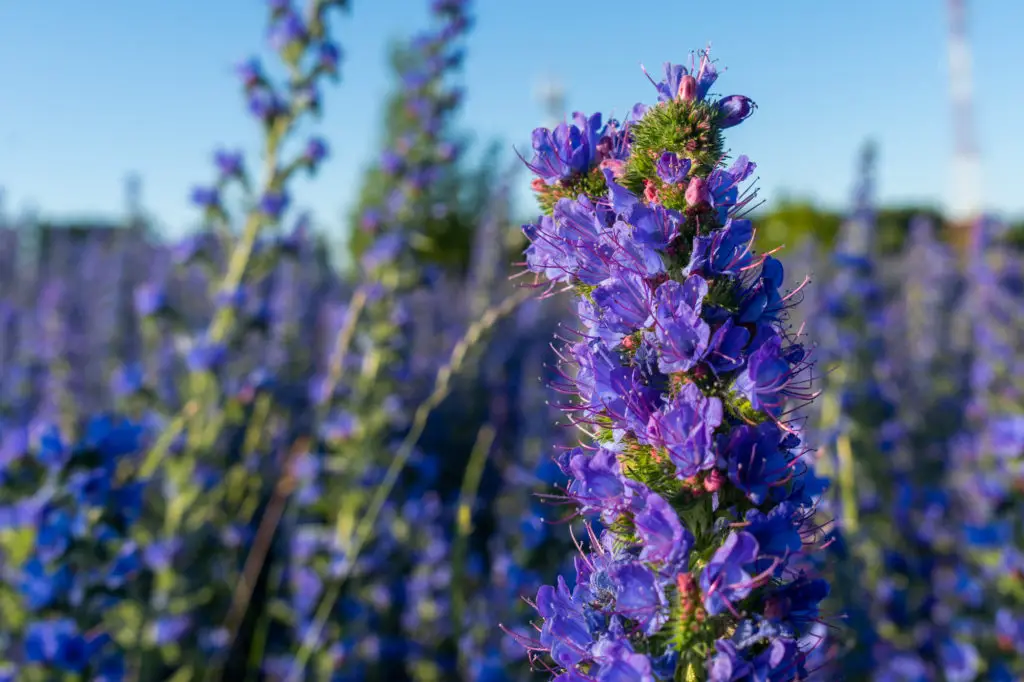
[512,52,832,680]
[805,147,1024,679]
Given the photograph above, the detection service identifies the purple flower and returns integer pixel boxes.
[317,41,342,74]
[629,203,683,252]
[939,640,979,682]
[24,619,99,671]
[655,151,691,185]
[151,615,191,646]
[733,333,793,418]
[610,562,666,635]
[190,186,220,210]
[524,113,604,184]
[717,95,755,128]
[996,609,1024,654]
[652,275,710,373]
[105,541,142,588]
[259,190,290,220]
[536,577,593,668]
[35,507,72,563]
[738,258,785,326]
[592,637,655,682]
[380,149,404,176]
[744,503,802,569]
[268,11,307,51]
[567,448,628,517]
[186,340,228,373]
[707,156,757,221]
[20,559,72,609]
[647,383,723,478]
[709,639,752,682]
[248,88,287,121]
[591,269,655,342]
[214,149,243,177]
[751,638,800,680]
[236,57,263,88]
[634,490,693,568]
[687,218,755,277]
[574,342,660,435]
[706,319,750,374]
[304,136,329,165]
[762,575,829,635]
[700,531,760,616]
[720,423,791,504]
[645,62,690,103]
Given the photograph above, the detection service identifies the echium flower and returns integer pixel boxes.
[510,49,832,681]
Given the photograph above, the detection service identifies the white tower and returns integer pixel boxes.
[534,74,565,129]
[947,0,982,227]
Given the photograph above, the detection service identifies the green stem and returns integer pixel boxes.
[451,423,496,673]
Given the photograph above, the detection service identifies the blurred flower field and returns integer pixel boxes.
[0,1,1022,681]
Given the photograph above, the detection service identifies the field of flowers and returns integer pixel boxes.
[1,1,1022,681]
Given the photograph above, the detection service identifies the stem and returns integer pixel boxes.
[450,423,496,673]
[836,433,858,533]
[286,288,530,681]
[204,437,310,682]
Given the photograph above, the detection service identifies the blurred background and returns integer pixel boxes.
[0,1,1022,681]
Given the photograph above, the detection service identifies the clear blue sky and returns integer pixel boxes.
[0,0,1022,239]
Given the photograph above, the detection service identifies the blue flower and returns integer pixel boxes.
[709,639,752,682]
[717,95,755,128]
[733,334,793,418]
[634,490,692,568]
[687,218,755,277]
[652,275,710,373]
[647,384,722,479]
[700,531,760,616]
[655,151,691,185]
[536,577,593,668]
[721,423,791,505]
[610,562,666,636]
[259,190,290,220]
[24,619,108,672]
[591,269,655,342]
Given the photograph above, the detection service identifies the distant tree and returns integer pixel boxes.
[754,199,843,252]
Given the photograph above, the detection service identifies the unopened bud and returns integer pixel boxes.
[685,176,710,207]
[599,159,625,179]
[644,179,659,203]
[704,469,724,493]
[678,75,698,102]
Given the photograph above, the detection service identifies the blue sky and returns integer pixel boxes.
[0,0,1021,239]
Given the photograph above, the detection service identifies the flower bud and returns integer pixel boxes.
[685,176,710,207]
[677,75,698,102]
